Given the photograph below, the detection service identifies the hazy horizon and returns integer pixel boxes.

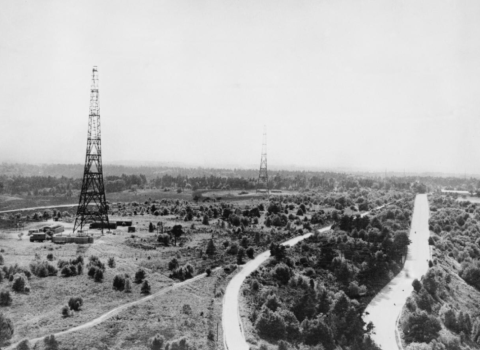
[2,0,480,175]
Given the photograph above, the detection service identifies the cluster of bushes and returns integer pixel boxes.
[87,256,105,282]
[30,260,58,278]
[113,274,132,292]
[62,296,83,317]
[169,264,194,281]
[58,255,84,278]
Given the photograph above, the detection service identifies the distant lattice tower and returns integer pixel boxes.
[256,127,270,194]
[73,67,110,234]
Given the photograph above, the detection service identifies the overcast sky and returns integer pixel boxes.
[1,0,480,174]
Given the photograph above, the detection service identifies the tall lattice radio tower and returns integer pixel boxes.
[73,67,110,234]
[256,126,269,194]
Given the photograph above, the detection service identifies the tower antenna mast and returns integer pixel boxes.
[73,66,110,234]
[256,126,269,195]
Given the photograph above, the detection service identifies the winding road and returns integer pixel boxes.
[363,194,430,350]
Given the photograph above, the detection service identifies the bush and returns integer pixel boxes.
[301,314,335,349]
[108,257,116,268]
[227,243,239,255]
[206,239,216,256]
[141,280,151,294]
[254,307,286,340]
[403,311,441,343]
[164,337,192,350]
[0,312,14,345]
[113,274,126,290]
[47,254,54,261]
[273,263,292,284]
[412,279,422,293]
[16,339,30,350]
[61,305,71,317]
[168,258,179,271]
[206,268,211,277]
[150,333,164,350]
[135,269,147,283]
[94,269,104,282]
[246,247,254,259]
[0,255,3,265]
[68,297,83,311]
[124,278,132,293]
[277,340,289,350]
[237,247,246,264]
[12,273,28,293]
[44,335,59,350]
[0,290,12,306]
[171,264,194,281]
[88,266,98,278]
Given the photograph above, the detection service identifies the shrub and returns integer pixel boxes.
[88,266,98,278]
[141,280,151,294]
[94,269,104,282]
[0,290,12,307]
[227,243,239,255]
[164,337,192,350]
[113,274,126,290]
[412,279,422,293]
[61,265,76,278]
[171,264,194,281]
[108,257,116,268]
[264,294,281,312]
[61,305,71,317]
[254,307,286,340]
[301,314,335,349]
[277,340,289,350]
[46,254,54,261]
[273,263,292,284]
[168,258,179,271]
[44,335,59,350]
[206,268,211,277]
[12,273,28,293]
[182,304,192,315]
[237,247,246,264]
[0,312,14,345]
[403,311,441,343]
[246,247,254,259]
[124,278,132,293]
[149,333,164,350]
[135,269,147,283]
[16,339,30,350]
[68,297,83,311]
[252,279,260,291]
[206,239,216,256]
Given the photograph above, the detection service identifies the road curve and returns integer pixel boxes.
[6,269,217,350]
[363,194,430,350]
[222,228,328,350]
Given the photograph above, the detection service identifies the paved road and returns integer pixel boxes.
[363,194,430,350]
[221,203,397,350]
[222,228,328,350]
[0,204,79,214]
[6,269,217,350]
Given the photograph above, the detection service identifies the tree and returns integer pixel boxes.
[206,239,216,256]
[124,278,132,293]
[403,311,441,343]
[113,274,126,290]
[168,258,179,270]
[171,225,184,246]
[393,231,411,257]
[149,222,155,232]
[301,314,335,350]
[16,339,31,350]
[0,312,14,346]
[254,307,286,340]
[141,280,151,294]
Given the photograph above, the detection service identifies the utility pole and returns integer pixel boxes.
[73,67,110,235]
[256,126,269,196]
